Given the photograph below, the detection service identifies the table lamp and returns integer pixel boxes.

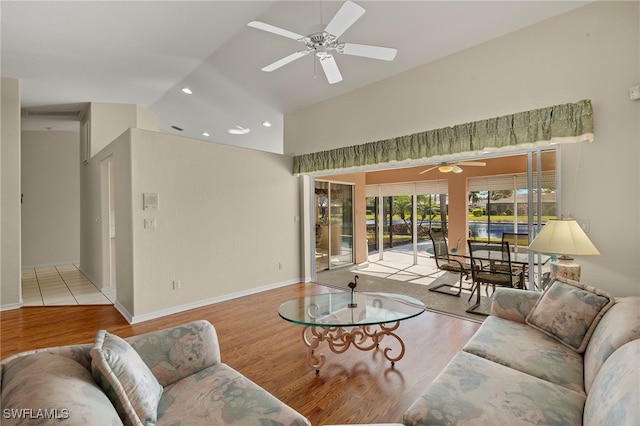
[528,218,600,281]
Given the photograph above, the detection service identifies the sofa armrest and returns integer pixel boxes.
[1,344,94,371]
[125,320,221,386]
[490,288,541,323]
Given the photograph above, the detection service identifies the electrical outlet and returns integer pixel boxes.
[172,280,181,290]
[279,262,284,270]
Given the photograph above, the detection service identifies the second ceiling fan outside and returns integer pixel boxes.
[419,161,487,174]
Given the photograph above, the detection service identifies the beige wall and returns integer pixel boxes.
[79,103,153,291]
[21,131,80,267]
[87,103,160,157]
[81,131,134,302]
[1,78,22,308]
[81,123,301,322]
[126,129,300,320]
[286,1,640,296]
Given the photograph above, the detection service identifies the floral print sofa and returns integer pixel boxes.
[1,320,310,426]
[403,277,640,426]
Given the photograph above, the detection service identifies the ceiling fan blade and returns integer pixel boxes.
[319,54,343,84]
[340,43,397,61]
[419,166,438,175]
[248,21,304,41]
[324,0,365,38]
[455,161,486,167]
[262,51,309,72]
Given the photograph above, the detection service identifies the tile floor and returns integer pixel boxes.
[22,264,115,306]
[357,248,441,285]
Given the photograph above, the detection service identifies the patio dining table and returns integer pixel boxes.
[456,245,550,314]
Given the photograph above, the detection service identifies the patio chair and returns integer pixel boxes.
[467,241,525,302]
[501,232,529,253]
[427,230,473,296]
[501,232,530,280]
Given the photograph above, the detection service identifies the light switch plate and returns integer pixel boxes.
[577,219,590,233]
[143,193,159,210]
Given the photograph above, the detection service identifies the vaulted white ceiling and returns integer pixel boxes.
[1,1,590,153]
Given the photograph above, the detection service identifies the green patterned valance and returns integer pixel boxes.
[293,99,593,176]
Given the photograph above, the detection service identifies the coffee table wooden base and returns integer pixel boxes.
[302,322,405,373]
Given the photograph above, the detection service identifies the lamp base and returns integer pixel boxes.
[550,258,581,281]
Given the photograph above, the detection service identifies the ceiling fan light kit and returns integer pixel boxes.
[248,0,397,84]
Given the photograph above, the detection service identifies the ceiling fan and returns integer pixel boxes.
[419,161,487,174]
[247,0,397,84]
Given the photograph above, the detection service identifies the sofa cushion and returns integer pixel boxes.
[490,288,540,323]
[91,330,163,426]
[1,352,123,425]
[402,350,586,426]
[584,340,640,426]
[583,296,640,392]
[525,277,613,353]
[157,363,310,426]
[463,316,584,393]
[126,320,221,387]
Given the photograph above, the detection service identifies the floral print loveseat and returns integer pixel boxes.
[403,277,640,426]
[1,320,310,426]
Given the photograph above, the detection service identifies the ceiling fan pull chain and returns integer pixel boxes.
[313,55,318,79]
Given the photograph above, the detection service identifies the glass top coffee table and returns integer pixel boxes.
[278,291,425,373]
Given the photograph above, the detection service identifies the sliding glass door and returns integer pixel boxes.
[365,181,448,264]
[315,180,354,271]
[465,149,557,288]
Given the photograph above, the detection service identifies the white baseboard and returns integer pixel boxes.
[124,278,301,325]
[0,301,23,311]
[113,301,134,324]
[76,266,101,290]
[21,260,80,270]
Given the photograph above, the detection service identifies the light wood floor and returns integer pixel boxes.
[1,282,480,425]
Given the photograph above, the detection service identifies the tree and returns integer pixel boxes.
[416,195,431,226]
[490,190,513,201]
[392,196,413,233]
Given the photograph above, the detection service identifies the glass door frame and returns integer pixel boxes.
[369,185,447,266]
[303,148,558,287]
[526,147,559,290]
[313,178,355,272]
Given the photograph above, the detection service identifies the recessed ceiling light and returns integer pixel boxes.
[228,126,250,135]
[262,121,272,127]
[202,132,210,137]
[181,87,193,95]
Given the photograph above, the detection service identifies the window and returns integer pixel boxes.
[468,170,556,243]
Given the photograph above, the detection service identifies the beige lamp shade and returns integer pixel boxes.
[528,219,600,258]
